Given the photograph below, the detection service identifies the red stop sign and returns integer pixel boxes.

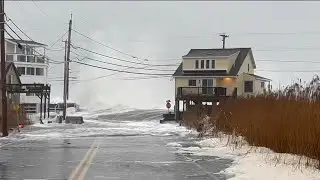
[166,103,171,109]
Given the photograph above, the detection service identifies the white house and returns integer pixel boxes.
[173,48,272,98]
[5,39,49,114]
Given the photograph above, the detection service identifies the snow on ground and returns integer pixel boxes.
[6,105,195,141]
[169,134,320,180]
[21,120,193,140]
[3,103,320,179]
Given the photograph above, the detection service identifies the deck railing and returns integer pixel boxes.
[177,87,227,98]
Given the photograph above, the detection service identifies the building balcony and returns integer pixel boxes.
[177,87,234,100]
[6,54,47,64]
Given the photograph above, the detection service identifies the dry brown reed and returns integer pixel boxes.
[183,95,320,168]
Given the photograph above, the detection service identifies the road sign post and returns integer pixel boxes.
[13,104,20,132]
[166,100,171,113]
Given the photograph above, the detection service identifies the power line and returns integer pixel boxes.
[71,31,320,44]
[5,17,64,65]
[119,76,172,80]
[31,0,49,17]
[63,67,134,85]
[50,74,171,85]
[254,47,320,52]
[232,31,320,36]
[72,29,144,60]
[46,48,64,52]
[52,67,172,85]
[257,59,320,63]
[256,70,320,72]
[48,30,68,49]
[73,61,173,76]
[70,51,175,72]
[6,16,34,42]
[5,22,25,42]
[71,44,179,67]
[4,28,63,65]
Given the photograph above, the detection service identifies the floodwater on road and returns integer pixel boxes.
[0,108,233,180]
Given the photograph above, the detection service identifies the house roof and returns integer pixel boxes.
[173,48,256,77]
[183,48,241,57]
[5,62,22,84]
[247,73,272,81]
[6,39,47,46]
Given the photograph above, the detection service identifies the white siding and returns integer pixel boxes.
[182,57,230,71]
[237,53,255,75]
[254,79,267,95]
[4,40,49,114]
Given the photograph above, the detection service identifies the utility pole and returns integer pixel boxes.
[0,0,7,137]
[63,14,72,121]
[220,34,229,49]
[62,40,67,122]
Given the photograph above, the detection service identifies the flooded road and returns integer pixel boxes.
[0,109,233,180]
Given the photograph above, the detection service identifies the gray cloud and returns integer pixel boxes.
[5,1,320,108]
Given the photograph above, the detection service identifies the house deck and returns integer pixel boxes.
[174,86,236,122]
[176,87,234,101]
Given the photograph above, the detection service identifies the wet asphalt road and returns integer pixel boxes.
[0,110,233,180]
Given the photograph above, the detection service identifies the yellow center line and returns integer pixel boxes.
[77,142,101,180]
[68,140,97,180]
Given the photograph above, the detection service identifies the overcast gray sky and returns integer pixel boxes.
[5,1,320,109]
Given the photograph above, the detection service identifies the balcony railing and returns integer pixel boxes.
[177,87,227,98]
[6,54,47,63]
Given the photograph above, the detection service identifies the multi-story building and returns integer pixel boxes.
[172,47,272,120]
[5,39,49,114]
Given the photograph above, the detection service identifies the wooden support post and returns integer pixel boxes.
[197,99,201,120]
[182,100,185,125]
[39,93,43,124]
[1,0,8,137]
[175,99,180,123]
[47,90,50,118]
[186,100,190,112]
[44,90,47,119]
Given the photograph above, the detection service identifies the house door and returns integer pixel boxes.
[202,79,214,95]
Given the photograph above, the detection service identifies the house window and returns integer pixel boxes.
[22,103,37,114]
[17,67,25,75]
[6,42,15,53]
[206,60,210,69]
[248,64,250,72]
[26,67,35,75]
[212,60,215,69]
[27,56,35,63]
[188,79,196,86]
[200,60,204,69]
[36,56,45,63]
[16,46,24,54]
[17,55,26,62]
[261,82,265,88]
[7,75,13,84]
[244,81,253,93]
[26,93,35,96]
[36,68,44,76]
[195,60,199,69]
[6,55,13,62]
[26,47,33,55]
